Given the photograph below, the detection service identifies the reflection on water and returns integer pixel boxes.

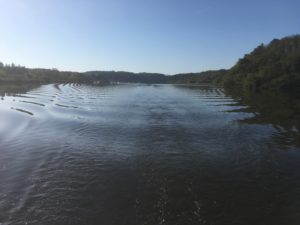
[0,83,300,225]
[0,84,39,98]
[225,89,300,147]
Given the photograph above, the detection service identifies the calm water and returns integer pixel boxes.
[0,83,300,225]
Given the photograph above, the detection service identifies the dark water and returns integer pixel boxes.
[0,83,300,225]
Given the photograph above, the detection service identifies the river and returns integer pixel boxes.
[0,83,300,225]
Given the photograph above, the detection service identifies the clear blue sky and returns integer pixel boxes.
[0,0,299,74]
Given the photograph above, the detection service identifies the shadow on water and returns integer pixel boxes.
[179,83,300,148]
[224,88,300,148]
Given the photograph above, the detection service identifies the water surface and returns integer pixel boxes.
[0,84,300,225]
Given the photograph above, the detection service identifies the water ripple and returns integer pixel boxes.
[0,84,299,225]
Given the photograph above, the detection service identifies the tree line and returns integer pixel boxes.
[1,34,299,95]
[0,63,95,84]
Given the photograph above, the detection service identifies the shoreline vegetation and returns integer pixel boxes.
[1,35,299,95]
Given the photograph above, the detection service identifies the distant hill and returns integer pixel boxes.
[170,70,227,85]
[0,64,95,84]
[222,35,300,94]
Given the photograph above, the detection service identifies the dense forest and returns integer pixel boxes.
[222,35,300,94]
[1,35,299,94]
[170,35,300,95]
